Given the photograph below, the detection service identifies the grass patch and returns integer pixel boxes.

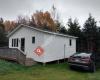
[0,60,100,80]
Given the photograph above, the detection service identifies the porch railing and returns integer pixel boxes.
[0,47,26,65]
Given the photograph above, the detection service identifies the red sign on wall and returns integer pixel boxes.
[34,46,44,56]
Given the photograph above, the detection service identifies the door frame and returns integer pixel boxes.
[20,38,25,52]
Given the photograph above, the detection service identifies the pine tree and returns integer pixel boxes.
[83,14,98,52]
[67,18,82,52]
[0,18,8,47]
[67,18,81,36]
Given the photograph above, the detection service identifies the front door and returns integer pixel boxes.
[21,38,25,52]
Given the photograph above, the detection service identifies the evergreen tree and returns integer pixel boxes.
[67,18,82,52]
[67,18,81,36]
[59,26,67,34]
[0,18,8,47]
[83,14,98,52]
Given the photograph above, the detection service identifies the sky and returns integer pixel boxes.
[0,0,100,27]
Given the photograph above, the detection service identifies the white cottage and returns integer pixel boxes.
[7,24,77,64]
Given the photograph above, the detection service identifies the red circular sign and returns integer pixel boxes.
[34,46,44,56]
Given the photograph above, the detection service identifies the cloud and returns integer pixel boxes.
[0,0,100,26]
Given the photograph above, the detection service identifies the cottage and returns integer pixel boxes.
[7,24,77,64]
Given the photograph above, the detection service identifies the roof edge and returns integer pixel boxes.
[7,24,78,39]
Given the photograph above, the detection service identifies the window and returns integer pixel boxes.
[32,37,35,43]
[16,38,18,47]
[12,39,14,47]
[69,39,72,46]
[12,38,18,47]
[14,39,16,47]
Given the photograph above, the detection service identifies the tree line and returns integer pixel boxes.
[67,14,100,53]
[0,7,100,54]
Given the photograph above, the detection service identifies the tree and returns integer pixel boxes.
[67,18,82,52]
[16,15,30,25]
[67,18,81,36]
[29,14,36,26]
[0,18,5,31]
[4,20,17,32]
[0,18,8,47]
[0,18,3,24]
[83,14,98,52]
[34,11,57,32]
[51,5,62,32]
[59,26,67,34]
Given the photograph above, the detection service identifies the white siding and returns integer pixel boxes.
[9,27,45,62]
[42,33,76,62]
[9,26,76,63]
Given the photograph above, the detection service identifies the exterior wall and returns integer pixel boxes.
[42,33,76,62]
[9,27,45,62]
[9,26,76,63]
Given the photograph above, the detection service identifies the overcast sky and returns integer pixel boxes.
[0,0,100,27]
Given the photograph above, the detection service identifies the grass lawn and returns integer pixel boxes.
[0,60,100,80]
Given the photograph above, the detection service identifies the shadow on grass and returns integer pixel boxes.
[69,66,94,73]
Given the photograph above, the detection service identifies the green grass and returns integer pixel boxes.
[0,60,100,80]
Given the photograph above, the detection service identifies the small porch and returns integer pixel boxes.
[0,47,36,66]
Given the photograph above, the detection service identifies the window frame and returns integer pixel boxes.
[12,39,14,47]
[12,38,18,47]
[32,37,35,44]
[16,38,18,47]
[69,39,72,46]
